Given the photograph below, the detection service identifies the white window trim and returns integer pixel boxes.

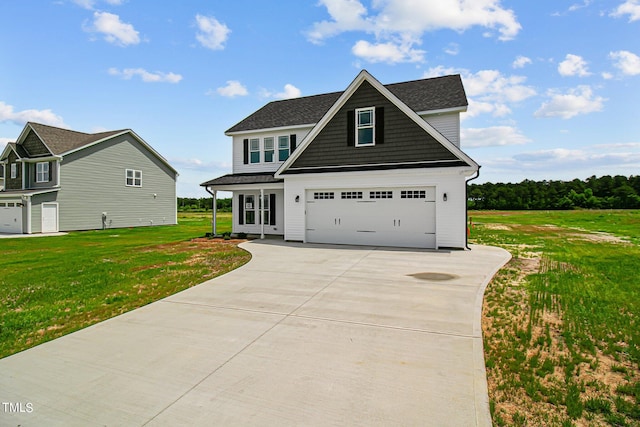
[249,138,260,164]
[125,169,142,187]
[10,163,17,179]
[36,162,49,183]
[278,135,290,161]
[355,107,375,147]
[264,137,275,163]
[245,194,256,225]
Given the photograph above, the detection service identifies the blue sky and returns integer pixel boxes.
[1,0,639,197]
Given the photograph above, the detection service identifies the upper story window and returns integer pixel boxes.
[36,162,49,183]
[249,138,260,163]
[356,107,375,147]
[10,163,17,179]
[278,136,290,161]
[126,169,142,187]
[264,137,274,162]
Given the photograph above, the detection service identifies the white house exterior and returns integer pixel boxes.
[202,70,479,249]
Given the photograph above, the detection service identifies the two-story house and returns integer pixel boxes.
[201,70,479,249]
[0,122,178,234]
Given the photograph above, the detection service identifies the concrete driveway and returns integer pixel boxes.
[0,241,510,426]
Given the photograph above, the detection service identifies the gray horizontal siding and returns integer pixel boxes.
[57,134,176,231]
[30,192,59,233]
[290,81,459,169]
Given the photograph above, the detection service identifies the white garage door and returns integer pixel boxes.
[0,201,23,234]
[306,187,436,248]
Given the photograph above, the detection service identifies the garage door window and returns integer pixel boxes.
[341,191,362,199]
[401,190,426,199]
[370,191,393,199]
[314,192,334,200]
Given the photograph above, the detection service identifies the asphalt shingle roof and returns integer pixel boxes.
[226,74,467,133]
[200,172,283,187]
[29,122,126,155]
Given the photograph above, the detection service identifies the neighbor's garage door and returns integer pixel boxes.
[0,201,23,234]
[306,188,436,248]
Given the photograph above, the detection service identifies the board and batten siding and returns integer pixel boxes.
[231,127,313,174]
[57,134,177,231]
[283,167,472,248]
[422,112,461,147]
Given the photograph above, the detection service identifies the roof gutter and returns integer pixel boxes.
[465,166,481,250]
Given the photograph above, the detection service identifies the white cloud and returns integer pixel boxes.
[611,0,640,22]
[195,15,230,50]
[108,68,182,83]
[512,55,532,69]
[72,0,124,9]
[558,54,591,77]
[444,43,460,56]
[260,84,302,100]
[462,126,531,148]
[535,85,605,119]
[0,101,67,128]
[609,50,640,75]
[426,66,536,118]
[87,11,140,46]
[216,80,248,98]
[351,40,424,63]
[307,0,521,64]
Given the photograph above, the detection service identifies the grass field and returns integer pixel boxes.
[470,210,640,426]
[0,212,249,359]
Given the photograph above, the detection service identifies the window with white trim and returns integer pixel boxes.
[11,163,17,179]
[126,169,142,187]
[278,136,290,161]
[356,107,375,146]
[245,195,256,224]
[260,194,270,225]
[264,137,274,162]
[250,138,260,163]
[36,162,49,183]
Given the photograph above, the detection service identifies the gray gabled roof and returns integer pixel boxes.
[201,172,282,187]
[226,74,467,133]
[27,122,125,155]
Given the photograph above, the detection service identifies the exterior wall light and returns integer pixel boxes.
[295,195,300,203]
[443,193,448,201]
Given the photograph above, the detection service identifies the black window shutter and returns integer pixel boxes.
[347,110,355,146]
[238,194,244,225]
[243,139,249,164]
[290,134,297,152]
[270,193,276,225]
[375,107,384,144]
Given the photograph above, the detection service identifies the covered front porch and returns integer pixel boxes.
[201,172,284,239]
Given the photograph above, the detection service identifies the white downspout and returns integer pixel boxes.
[23,195,31,234]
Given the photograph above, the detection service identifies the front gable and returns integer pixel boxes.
[277,71,477,176]
[20,129,53,157]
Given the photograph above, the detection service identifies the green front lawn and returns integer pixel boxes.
[0,212,248,359]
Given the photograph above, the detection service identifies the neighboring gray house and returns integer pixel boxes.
[201,70,479,249]
[0,122,177,234]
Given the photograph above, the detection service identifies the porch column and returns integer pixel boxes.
[211,189,217,236]
[260,188,265,239]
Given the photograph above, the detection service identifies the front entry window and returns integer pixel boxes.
[245,195,256,224]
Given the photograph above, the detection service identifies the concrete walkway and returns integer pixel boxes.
[0,241,510,426]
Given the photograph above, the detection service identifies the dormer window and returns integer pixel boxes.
[356,107,375,147]
[36,162,49,183]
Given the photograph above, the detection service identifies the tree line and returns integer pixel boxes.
[180,175,640,212]
[469,175,640,210]
[178,197,231,212]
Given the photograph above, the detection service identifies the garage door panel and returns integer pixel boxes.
[306,188,436,249]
